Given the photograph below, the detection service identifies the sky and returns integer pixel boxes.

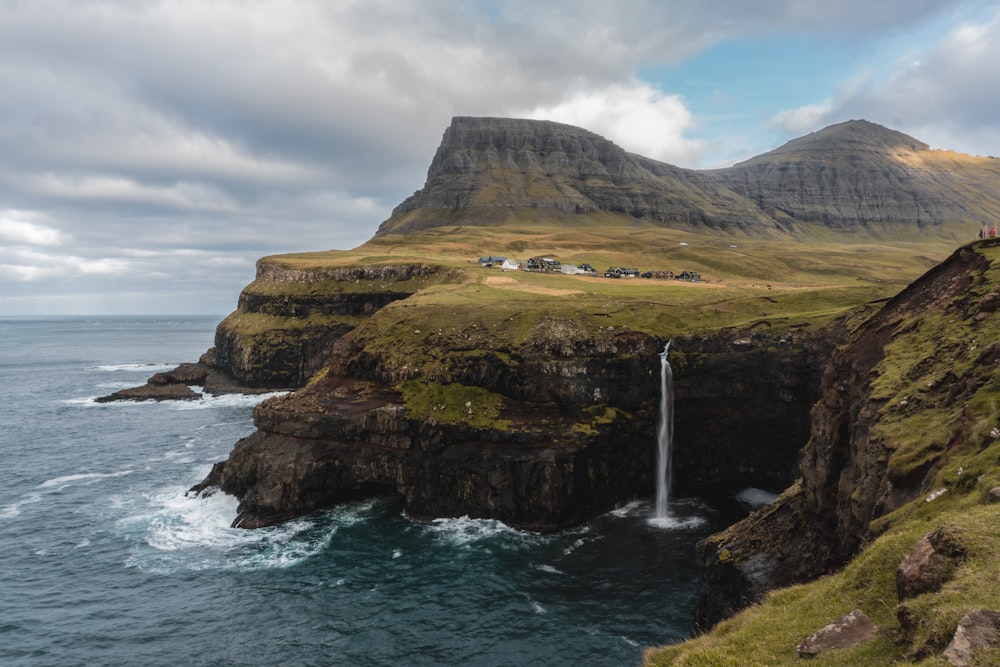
[3,0,1000,315]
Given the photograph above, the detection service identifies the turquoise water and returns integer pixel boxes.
[0,317,726,666]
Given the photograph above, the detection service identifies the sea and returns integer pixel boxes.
[0,316,733,667]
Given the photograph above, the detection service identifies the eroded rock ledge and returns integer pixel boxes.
[192,320,837,532]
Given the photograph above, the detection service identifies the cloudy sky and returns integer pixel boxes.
[3,0,1000,315]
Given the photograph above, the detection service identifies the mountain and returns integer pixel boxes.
[377,117,1000,239]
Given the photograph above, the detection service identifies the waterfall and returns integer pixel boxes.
[655,341,673,520]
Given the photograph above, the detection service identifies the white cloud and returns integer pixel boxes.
[0,217,67,247]
[770,101,835,135]
[523,83,706,165]
[769,9,1000,152]
[0,0,991,313]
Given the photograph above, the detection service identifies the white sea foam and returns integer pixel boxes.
[534,563,565,575]
[92,363,177,373]
[530,600,547,615]
[39,470,133,489]
[645,514,707,530]
[0,492,43,519]
[562,536,597,557]
[168,390,288,411]
[426,515,538,548]
[122,485,337,574]
[609,500,644,518]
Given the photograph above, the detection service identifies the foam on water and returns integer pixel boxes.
[609,500,644,518]
[92,363,178,373]
[645,514,708,530]
[2,470,133,518]
[425,514,546,549]
[0,492,43,519]
[168,390,288,411]
[39,470,134,489]
[121,486,338,574]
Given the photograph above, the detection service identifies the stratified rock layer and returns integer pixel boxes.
[194,321,835,531]
[378,117,1000,238]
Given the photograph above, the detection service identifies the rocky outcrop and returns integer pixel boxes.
[377,117,1000,238]
[207,262,440,388]
[194,311,836,531]
[896,528,966,601]
[95,359,275,402]
[694,239,1000,629]
[796,609,878,658]
[942,610,1000,666]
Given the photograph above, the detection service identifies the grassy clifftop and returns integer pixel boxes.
[644,241,1000,666]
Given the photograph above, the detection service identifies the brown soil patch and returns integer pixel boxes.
[483,275,583,296]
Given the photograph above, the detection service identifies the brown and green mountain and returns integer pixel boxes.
[378,116,1000,240]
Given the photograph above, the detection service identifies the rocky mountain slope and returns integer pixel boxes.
[377,117,1000,239]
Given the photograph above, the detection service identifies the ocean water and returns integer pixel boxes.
[0,317,728,667]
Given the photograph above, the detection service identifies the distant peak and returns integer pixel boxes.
[748,120,929,162]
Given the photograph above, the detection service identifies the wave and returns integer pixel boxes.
[91,363,178,373]
[121,486,337,574]
[424,515,548,550]
[0,492,43,519]
[1,470,134,519]
[39,470,134,489]
[167,390,288,411]
[66,390,287,410]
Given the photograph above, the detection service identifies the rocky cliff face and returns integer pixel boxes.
[208,261,440,388]
[194,310,837,531]
[377,117,1000,238]
[694,239,1000,629]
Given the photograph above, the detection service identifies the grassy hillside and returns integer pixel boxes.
[260,210,963,339]
[643,242,1000,666]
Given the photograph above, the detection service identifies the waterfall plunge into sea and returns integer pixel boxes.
[654,342,674,522]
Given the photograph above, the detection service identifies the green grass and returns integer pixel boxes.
[644,242,1000,666]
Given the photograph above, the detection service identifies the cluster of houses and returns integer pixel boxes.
[477,256,702,282]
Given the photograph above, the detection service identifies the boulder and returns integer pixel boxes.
[796,609,877,658]
[896,528,965,601]
[942,609,1000,666]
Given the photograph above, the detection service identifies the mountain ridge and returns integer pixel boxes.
[377,116,1000,239]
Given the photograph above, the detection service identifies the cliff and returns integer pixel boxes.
[193,307,837,530]
[658,239,1000,664]
[377,117,1000,239]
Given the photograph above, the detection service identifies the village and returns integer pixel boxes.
[476,255,702,282]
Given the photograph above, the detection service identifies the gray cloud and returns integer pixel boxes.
[0,0,991,314]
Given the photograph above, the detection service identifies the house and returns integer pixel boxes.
[478,255,507,267]
[526,257,560,271]
[500,258,520,271]
[677,270,701,281]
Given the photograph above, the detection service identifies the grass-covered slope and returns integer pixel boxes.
[644,241,1000,666]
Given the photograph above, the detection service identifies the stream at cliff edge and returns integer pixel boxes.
[0,317,731,666]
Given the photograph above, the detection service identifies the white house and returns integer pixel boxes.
[501,258,520,271]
